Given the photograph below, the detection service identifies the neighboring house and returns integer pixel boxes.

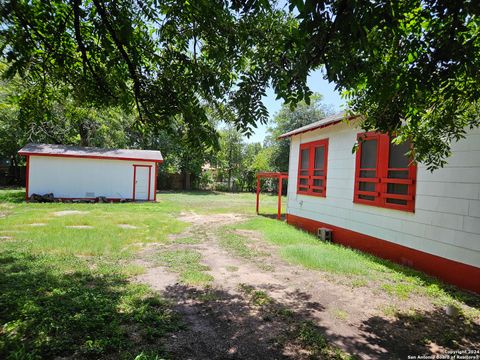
[18,143,163,201]
[280,113,480,293]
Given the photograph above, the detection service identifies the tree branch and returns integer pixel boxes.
[91,0,144,122]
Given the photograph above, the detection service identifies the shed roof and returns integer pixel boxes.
[278,112,359,139]
[18,143,163,162]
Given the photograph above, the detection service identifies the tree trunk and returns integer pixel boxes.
[183,171,191,190]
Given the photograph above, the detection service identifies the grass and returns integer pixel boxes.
[155,249,213,286]
[1,189,479,357]
[0,251,182,359]
[234,217,480,313]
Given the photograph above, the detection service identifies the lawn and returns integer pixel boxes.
[0,189,282,359]
[0,189,478,359]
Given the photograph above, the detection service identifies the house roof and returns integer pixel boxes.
[18,143,163,162]
[278,112,359,139]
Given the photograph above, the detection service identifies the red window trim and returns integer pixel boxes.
[353,132,417,212]
[297,138,329,197]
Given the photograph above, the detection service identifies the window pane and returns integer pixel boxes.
[300,170,308,176]
[301,149,309,169]
[389,141,410,168]
[313,179,323,187]
[387,183,408,195]
[299,178,308,185]
[388,170,409,179]
[314,146,325,169]
[359,195,375,201]
[312,189,323,194]
[359,182,375,192]
[360,139,377,168]
[360,170,376,178]
[313,170,324,176]
[387,198,408,205]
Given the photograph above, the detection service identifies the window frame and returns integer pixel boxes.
[297,138,329,197]
[353,132,417,212]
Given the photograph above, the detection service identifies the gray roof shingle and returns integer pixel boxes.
[18,143,163,162]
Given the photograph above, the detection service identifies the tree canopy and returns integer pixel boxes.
[1,1,479,169]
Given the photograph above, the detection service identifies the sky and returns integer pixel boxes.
[245,68,345,143]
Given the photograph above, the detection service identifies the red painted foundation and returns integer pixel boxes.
[286,213,480,294]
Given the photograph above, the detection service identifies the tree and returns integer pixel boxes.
[288,0,480,169]
[3,1,479,169]
[217,125,244,190]
[0,0,303,150]
[266,93,333,171]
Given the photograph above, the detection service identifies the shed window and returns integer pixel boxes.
[354,133,416,212]
[297,139,329,197]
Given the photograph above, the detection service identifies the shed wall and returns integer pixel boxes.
[28,156,156,200]
[286,121,480,269]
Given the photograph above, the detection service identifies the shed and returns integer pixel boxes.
[18,143,163,202]
[280,112,480,293]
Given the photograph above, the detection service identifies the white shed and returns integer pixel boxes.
[280,113,480,293]
[18,143,163,202]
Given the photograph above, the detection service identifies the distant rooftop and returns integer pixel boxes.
[18,143,163,162]
[278,112,359,139]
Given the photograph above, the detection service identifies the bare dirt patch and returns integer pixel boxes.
[65,225,94,229]
[134,212,480,360]
[29,223,47,227]
[53,210,89,217]
[117,224,139,229]
[179,212,245,226]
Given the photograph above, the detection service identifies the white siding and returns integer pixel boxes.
[286,122,480,268]
[28,156,156,200]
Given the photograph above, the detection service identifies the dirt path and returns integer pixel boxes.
[134,212,480,359]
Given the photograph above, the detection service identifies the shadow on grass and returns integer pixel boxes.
[360,307,480,356]
[0,189,24,203]
[160,283,480,360]
[0,251,182,359]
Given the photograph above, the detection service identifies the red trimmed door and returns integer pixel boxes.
[133,165,151,201]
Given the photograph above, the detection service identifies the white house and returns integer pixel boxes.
[280,113,480,293]
[18,143,163,202]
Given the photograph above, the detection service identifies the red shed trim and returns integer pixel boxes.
[132,164,152,201]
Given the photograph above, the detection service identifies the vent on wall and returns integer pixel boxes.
[86,192,95,197]
[317,228,333,242]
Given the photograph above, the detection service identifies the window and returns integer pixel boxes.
[297,139,329,197]
[354,132,416,212]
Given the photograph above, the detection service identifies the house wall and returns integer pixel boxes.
[28,156,156,200]
[286,121,480,291]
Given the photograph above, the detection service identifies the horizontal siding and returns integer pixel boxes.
[286,123,480,268]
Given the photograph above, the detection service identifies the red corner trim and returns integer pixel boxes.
[25,155,30,201]
[154,163,159,202]
[286,213,480,294]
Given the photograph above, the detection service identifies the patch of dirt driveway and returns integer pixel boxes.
[134,212,480,360]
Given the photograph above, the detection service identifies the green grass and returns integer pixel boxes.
[235,217,480,311]
[155,249,213,286]
[0,198,186,257]
[0,251,182,359]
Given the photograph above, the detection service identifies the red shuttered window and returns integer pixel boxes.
[354,132,417,212]
[297,139,329,197]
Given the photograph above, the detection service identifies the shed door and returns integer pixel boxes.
[133,166,150,200]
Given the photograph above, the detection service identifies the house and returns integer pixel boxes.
[280,113,480,293]
[18,143,163,201]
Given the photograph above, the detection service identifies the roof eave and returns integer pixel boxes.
[17,151,164,163]
[277,115,360,139]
